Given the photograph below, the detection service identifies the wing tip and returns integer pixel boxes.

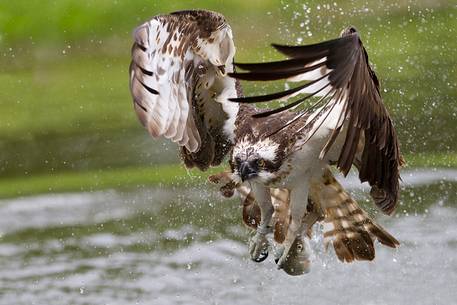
[340,26,359,38]
[370,184,399,216]
[271,43,291,54]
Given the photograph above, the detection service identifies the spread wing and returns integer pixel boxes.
[229,27,404,215]
[129,10,239,170]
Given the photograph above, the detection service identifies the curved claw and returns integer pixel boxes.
[249,232,270,263]
[274,245,285,264]
[252,249,268,263]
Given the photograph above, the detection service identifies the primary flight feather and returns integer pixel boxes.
[129,10,403,275]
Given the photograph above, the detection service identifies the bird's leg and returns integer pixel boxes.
[248,183,274,262]
[276,184,311,272]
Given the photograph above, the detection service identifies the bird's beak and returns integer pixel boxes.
[239,161,258,182]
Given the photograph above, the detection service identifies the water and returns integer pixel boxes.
[0,169,456,305]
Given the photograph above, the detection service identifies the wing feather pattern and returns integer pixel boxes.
[229,27,403,215]
[130,10,239,170]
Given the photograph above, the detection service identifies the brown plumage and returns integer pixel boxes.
[129,10,239,171]
[230,27,404,215]
[312,168,399,262]
[209,168,399,263]
[130,10,402,272]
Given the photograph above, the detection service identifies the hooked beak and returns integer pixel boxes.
[239,161,258,182]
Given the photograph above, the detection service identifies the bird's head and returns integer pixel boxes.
[231,138,281,183]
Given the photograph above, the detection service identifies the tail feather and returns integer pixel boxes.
[363,219,399,248]
[313,168,399,263]
[208,168,399,263]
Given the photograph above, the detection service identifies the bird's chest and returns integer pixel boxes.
[263,161,293,188]
[269,141,329,188]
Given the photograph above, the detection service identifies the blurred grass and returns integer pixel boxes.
[0,164,218,199]
[0,0,456,197]
[0,0,277,45]
[1,1,455,140]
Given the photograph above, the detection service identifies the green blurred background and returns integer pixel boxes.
[0,0,455,198]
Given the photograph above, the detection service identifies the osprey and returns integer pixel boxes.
[129,10,403,275]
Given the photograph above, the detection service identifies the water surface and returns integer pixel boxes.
[0,169,456,305]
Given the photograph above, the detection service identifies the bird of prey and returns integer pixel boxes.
[208,169,399,275]
[129,9,403,275]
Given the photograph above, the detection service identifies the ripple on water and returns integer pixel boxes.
[0,169,456,305]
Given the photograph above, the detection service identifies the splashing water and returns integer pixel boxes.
[0,169,455,305]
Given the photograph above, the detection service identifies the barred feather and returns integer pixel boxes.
[208,168,399,259]
[130,10,239,170]
[311,168,399,262]
[230,27,404,215]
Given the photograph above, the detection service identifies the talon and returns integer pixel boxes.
[252,249,268,263]
[274,245,284,265]
[276,253,288,269]
[274,244,284,258]
[249,232,270,263]
[208,174,220,184]
[220,183,235,198]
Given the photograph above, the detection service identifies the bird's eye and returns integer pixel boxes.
[258,159,265,167]
[234,157,241,164]
[297,244,303,252]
